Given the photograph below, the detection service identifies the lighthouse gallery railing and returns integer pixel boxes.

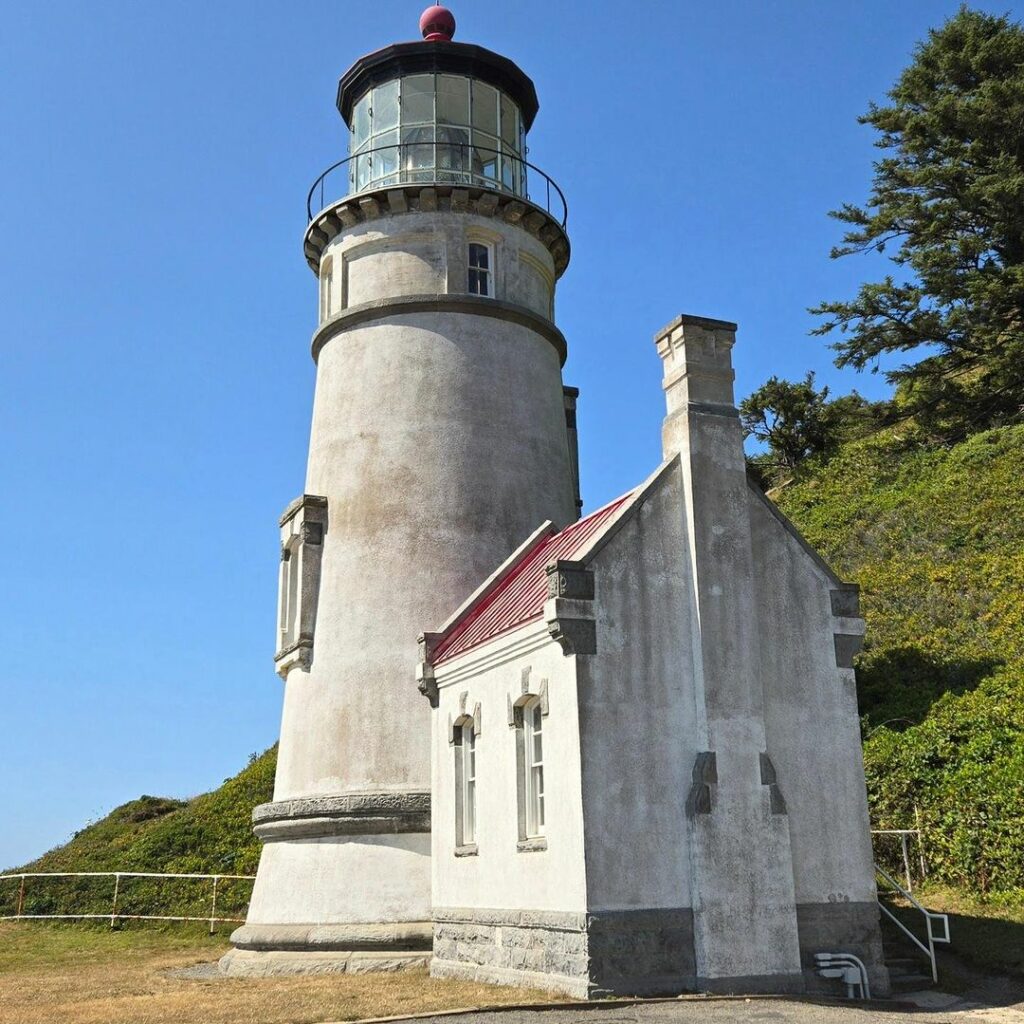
[307,142,568,228]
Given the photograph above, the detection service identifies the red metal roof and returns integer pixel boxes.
[433,490,635,665]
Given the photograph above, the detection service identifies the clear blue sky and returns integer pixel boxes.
[2,0,1016,869]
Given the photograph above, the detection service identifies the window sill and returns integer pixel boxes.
[454,843,478,857]
[516,837,548,853]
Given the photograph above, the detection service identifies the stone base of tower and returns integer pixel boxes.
[220,797,432,977]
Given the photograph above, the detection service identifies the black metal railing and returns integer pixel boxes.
[306,143,568,228]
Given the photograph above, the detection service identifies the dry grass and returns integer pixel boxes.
[0,923,566,1024]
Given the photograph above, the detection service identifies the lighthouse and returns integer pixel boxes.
[222,6,580,973]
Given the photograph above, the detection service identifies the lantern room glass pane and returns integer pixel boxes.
[473,132,500,183]
[401,75,434,124]
[373,79,399,132]
[353,93,371,148]
[373,129,399,185]
[500,93,518,148]
[472,81,498,134]
[437,75,470,126]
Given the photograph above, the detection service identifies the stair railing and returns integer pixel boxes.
[875,863,950,983]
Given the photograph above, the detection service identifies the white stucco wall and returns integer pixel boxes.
[576,465,703,912]
[748,491,878,906]
[247,833,431,925]
[430,624,588,913]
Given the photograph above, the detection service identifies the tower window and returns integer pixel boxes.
[468,242,492,296]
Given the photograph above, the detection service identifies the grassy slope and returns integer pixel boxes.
[774,424,1024,900]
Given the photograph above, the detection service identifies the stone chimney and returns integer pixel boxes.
[653,312,804,989]
[654,313,739,461]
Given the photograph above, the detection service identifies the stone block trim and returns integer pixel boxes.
[252,791,430,840]
[430,906,697,998]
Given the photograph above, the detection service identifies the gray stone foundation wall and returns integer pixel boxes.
[430,907,696,998]
[796,901,890,997]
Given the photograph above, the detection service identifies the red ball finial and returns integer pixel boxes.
[419,4,455,41]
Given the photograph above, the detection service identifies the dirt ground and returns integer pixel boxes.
[0,922,563,1024]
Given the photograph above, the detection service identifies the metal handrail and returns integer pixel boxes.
[0,870,255,934]
[875,863,950,983]
[871,827,927,892]
[306,142,568,228]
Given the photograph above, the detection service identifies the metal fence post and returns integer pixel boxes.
[209,876,219,935]
[16,875,25,918]
[110,873,120,929]
[901,832,913,892]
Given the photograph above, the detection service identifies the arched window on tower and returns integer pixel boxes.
[320,256,334,321]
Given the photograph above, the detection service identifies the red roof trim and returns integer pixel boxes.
[433,490,636,665]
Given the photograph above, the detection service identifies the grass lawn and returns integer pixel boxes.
[0,922,566,1024]
[915,884,1024,978]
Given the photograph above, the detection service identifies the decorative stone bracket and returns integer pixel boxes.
[759,753,788,815]
[685,752,717,817]
[544,560,596,656]
[416,631,442,708]
[830,586,866,669]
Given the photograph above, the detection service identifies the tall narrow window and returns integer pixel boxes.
[462,721,476,844]
[525,699,544,837]
[320,256,334,321]
[454,717,478,851]
[278,537,300,648]
[468,242,492,297]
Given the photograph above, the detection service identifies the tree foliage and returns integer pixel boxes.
[740,373,887,484]
[812,7,1024,439]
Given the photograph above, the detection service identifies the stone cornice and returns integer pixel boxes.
[311,294,568,367]
[252,792,430,840]
[304,183,570,278]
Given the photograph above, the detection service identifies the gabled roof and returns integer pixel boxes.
[431,490,637,665]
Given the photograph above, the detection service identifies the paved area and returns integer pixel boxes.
[370,989,1024,1024]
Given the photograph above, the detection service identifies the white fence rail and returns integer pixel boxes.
[874,863,950,983]
[0,871,255,933]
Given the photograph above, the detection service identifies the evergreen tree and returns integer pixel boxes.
[812,7,1024,439]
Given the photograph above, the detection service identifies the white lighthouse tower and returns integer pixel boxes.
[223,6,580,973]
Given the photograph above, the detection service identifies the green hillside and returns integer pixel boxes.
[774,424,1024,900]
[1,748,276,920]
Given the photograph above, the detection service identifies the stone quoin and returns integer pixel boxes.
[220,6,889,998]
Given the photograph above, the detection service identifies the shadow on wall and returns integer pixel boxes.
[855,646,1003,731]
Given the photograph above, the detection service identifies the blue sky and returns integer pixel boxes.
[1,0,1017,869]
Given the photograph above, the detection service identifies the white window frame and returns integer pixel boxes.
[524,698,544,838]
[461,721,476,845]
[467,241,493,297]
[278,536,301,648]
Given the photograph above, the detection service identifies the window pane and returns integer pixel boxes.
[353,93,371,147]
[469,243,488,269]
[437,75,469,125]
[372,129,399,185]
[501,145,517,190]
[533,725,542,763]
[402,126,434,180]
[401,75,434,124]
[373,80,399,132]
[472,81,498,134]
[472,133,500,182]
[500,93,519,148]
